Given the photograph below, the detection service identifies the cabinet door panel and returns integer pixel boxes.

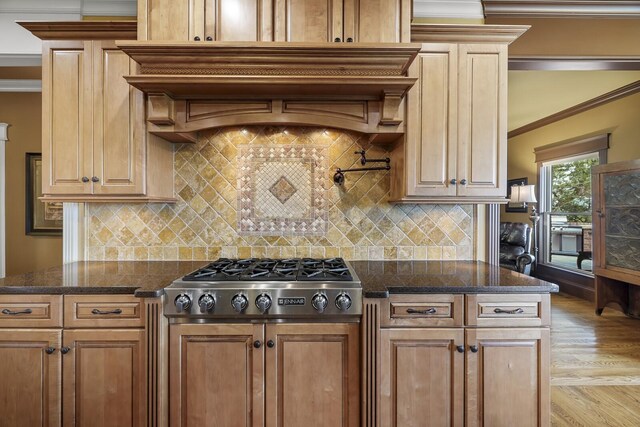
[265,323,359,427]
[457,44,506,198]
[42,41,92,195]
[144,0,190,40]
[92,41,145,195]
[62,329,146,427]
[352,0,410,42]
[215,0,272,41]
[466,328,550,427]
[380,328,464,427]
[404,46,457,198]
[275,0,343,42]
[170,324,264,427]
[0,329,61,427]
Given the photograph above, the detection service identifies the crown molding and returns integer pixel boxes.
[18,20,137,40]
[411,23,530,43]
[483,0,640,18]
[508,80,640,138]
[414,0,484,19]
[0,79,41,92]
[0,53,41,66]
[509,56,640,70]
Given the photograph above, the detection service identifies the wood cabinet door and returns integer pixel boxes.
[62,329,146,427]
[141,0,190,40]
[205,0,273,41]
[92,41,145,196]
[379,328,464,427]
[265,323,359,427]
[41,40,92,195]
[466,328,550,427]
[349,0,410,42]
[403,45,458,198]
[170,323,265,427]
[456,43,507,199]
[274,0,344,42]
[0,329,61,427]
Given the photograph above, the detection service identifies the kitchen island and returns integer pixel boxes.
[0,260,557,426]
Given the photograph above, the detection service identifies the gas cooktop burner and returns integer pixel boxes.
[182,257,354,282]
[165,257,362,319]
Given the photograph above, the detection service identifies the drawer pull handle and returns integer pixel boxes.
[91,308,123,315]
[493,307,524,314]
[406,307,437,315]
[2,308,33,316]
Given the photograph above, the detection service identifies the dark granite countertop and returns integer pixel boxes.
[0,261,208,297]
[351,260,559,298]
[0,260,558,299]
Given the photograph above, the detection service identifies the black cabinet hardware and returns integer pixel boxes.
[253,340,262,348]
[82,176,89,183]
[493,307,524,314]
[469,345,478,353]
[206,36,213,41]
[2,308,32,315]
[194,36,201,41]
[334,37,341,42]
[45,347,56,354]
[406,307,437,315]
[91,308,123,315]
[456,345,464,353]
[267,340,275,348]
[61,347,71,354]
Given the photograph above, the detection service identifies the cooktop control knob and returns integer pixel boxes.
[255,293,272,313]
[335,293,352,311]
[312,293,329,313]
[198,294,215,313]
[231,294,249,313]
[174,294,192,313]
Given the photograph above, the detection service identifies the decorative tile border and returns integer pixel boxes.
[237,145,328,235]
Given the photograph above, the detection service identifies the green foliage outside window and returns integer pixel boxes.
[551,157,598,223]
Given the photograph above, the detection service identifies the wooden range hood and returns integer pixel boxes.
[117,41,421,143]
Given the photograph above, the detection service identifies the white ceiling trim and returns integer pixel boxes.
[483,0,640,18]
[414,0,484,19]
[0,80,42,92]
[0,54,41,67]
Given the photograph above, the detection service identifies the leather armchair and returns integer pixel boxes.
[499,222,535,275]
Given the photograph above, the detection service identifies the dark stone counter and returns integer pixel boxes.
[351,260,559,298]
[0,261,208,297]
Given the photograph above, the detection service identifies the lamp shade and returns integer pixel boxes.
[510,184,537,204]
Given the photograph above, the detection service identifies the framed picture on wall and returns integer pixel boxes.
[505,177,529,213]
[26,153,63,235]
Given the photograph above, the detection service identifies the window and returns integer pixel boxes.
[534,134,609,274]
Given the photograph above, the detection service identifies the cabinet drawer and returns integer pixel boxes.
[381,295,464,327]
[466,294,550,327]
[64,295,144,328]
[0,295,63,328]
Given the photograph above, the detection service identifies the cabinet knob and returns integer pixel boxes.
[460,179,467,185]
[91,176,99,183]
[194,36,201,41]
[469,345,479,353]
[82,176,90,183]
[267,340,275,348]
[334,37,342,42]
[45,347,56,355]
[456,345,464,353]
[450,178,457,185]
[61,347,71,354]
[206,36,213,41]
[253,340,262,349]
[346,37,353,42]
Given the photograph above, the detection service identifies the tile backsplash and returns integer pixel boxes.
[87,126,475,261]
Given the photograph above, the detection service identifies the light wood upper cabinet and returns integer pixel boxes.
[140,0,274,41]
[466,328,550,427]
[274,0,344,42]
[352,0,411,43]
[62,329,146,427]
[40,35,174,202]
[390,25,527,203]
[0,329,62,427]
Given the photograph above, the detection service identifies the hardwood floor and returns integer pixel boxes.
[551,293,640,426]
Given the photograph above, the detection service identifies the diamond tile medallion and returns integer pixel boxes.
[238,145,328,235]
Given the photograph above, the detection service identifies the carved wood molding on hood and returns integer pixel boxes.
[117,41,421,143]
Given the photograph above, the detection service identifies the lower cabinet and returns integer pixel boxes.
[372,294,551,427]
[0,329,62,426]
[0,294,148,427]
[170,322,360,427]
